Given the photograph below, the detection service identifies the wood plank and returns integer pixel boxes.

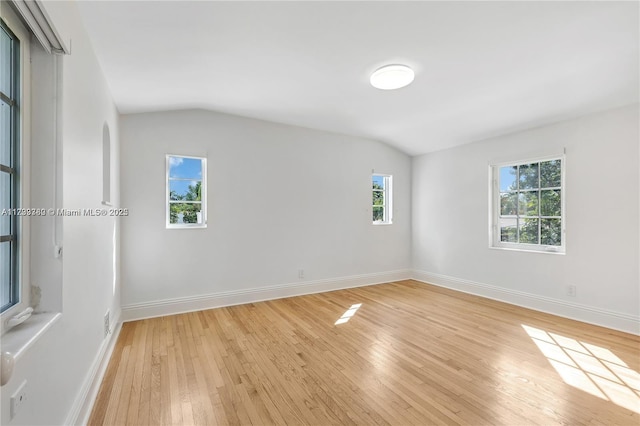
[90,280,640,425]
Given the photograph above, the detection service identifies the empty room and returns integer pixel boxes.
[0,0,638,425]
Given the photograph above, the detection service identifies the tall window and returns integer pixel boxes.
[491,156,564,253]
[166,155,207,228]
[1,20,20,312]
[372,174,392,224]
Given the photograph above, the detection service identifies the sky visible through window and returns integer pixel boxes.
[500,166,516,191]
[169,157,202,179]
[169,157,203,199]
[372,175,385,188]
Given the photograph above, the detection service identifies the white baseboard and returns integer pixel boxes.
[65,310,123,426]
[122,270,412,322]
[412,269,640,335]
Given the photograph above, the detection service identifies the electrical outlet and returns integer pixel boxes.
[104,311,110,338]
[10,380,27,420]
[567,285,577,297]
[298,269,304,279]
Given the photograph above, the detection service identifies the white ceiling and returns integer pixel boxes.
[77,1,639,156]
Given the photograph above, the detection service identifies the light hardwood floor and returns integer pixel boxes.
[89,280,640,425]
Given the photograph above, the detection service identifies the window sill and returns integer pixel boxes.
[1,312,61,386]
[372,222,393,226]
[2,312,61,361]
[489,246,565,255]
[166,225,207,230]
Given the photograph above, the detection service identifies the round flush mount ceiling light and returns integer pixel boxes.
[370,64,415,90]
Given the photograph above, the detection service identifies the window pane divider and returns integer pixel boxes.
[0,91,14,106]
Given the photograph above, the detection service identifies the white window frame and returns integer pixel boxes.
[166,154,207,229]
[1,6,31,332]
[372,174,393,225]
[489,154,565,254]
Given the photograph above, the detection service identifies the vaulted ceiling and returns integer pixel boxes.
[77,1,639,155]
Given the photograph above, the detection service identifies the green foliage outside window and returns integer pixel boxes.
[499,159,562,246]
[169,181,202,224]
[373,181,384,222]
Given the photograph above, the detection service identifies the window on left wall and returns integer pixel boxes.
[166,155,207,228]
[1,15,29,315]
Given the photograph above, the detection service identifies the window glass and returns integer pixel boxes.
[0,102,10,166]
[499,166,517,192]
[167,155,206,227]
[0,20,18,312]
[0,172,10,235]
[169,157,202,179]
[0,26,12,97]
[372,174,392,224]
[540,160,561,188]
[493,157,564,252]
[0,242,11,310]
[518,163,539,190]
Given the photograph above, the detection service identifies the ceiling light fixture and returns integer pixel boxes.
[370,64,414,90]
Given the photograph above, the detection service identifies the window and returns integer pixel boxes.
[1,19,19,312]
[372,174,392,224]
[491,156,565,253]
[1,15,28,314]
[166,155,207,228]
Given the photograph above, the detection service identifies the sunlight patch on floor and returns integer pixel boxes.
[522,324,640,413]
[335,303,362,325]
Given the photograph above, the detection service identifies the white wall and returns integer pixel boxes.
[0,1,121,424]
[120,110,411,311]
[30,37,62,313]
[412,105,639,329]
